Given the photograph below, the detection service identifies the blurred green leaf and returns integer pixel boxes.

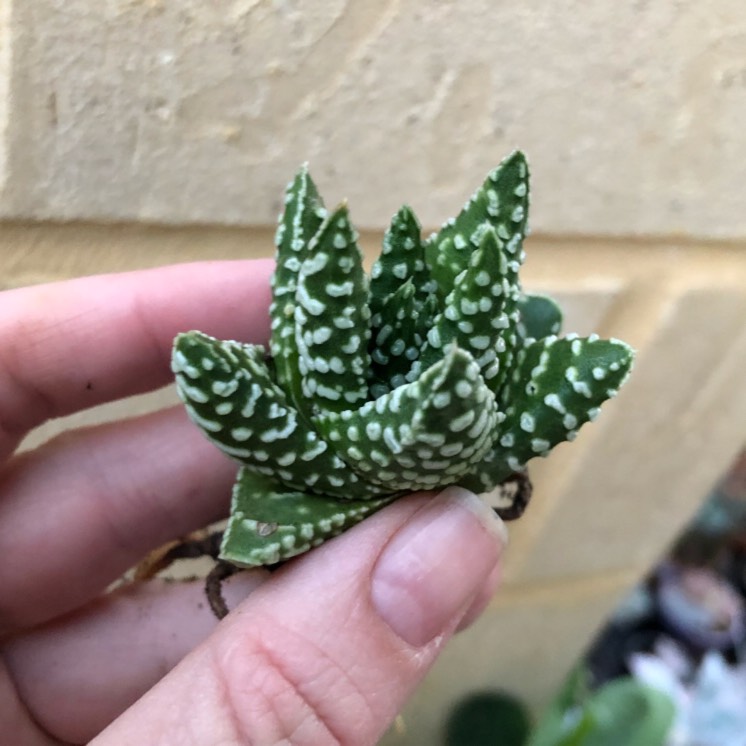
[578,679,674,746]
[528,676,674,746]
[445,691,531,746]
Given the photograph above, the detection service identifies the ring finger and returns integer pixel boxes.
[2,573,268,744]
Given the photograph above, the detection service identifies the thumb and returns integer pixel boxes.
[92,487,507,746]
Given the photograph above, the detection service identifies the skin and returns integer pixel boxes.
[0,260,505,745]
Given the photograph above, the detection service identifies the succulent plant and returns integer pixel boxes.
[172,151,634,568]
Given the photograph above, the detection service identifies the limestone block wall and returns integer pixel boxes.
[3,2,746,742]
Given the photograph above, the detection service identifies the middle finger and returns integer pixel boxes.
[0,406,237,634]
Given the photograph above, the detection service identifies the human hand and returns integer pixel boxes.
[0,260,506,745]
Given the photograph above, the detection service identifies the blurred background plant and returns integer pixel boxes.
[443,448,746,746]
[443,670,674,746]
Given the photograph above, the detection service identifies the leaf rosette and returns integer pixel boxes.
[172,152,634,567]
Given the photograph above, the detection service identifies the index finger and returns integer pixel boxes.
[0,259,274,460]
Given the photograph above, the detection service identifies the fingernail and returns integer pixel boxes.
[456,563,502,633]
[371,486,507,647]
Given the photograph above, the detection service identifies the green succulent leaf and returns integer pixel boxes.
[173,331,378,500]
[370,205,432,321]
[425,150,529,299]
[315,345,499,493]
[269,165,327,421]
[517,293,564,341]
[221,468,397,567]
[367,206,443,398]
[294,203,371,415]
[414,227,517,385]
[460,335,634,492]
[172,155,637,568]
[369,279,423,396]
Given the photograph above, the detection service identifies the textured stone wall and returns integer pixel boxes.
[3,1,746,235]
[3,2,746,742]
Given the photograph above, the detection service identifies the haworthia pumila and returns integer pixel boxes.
[173,151,635,567]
